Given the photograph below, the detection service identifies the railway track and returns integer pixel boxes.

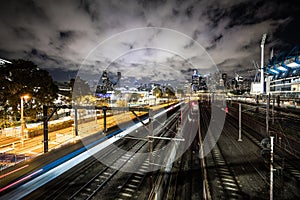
[146,102,203,200]
[69,141,146,200]
[230,102,300,135]
[162,132,203,200]
[229,102,300,158]
[23,109,181,200]
[200,103,246,199]
[226,112,300,197]
[164,150,185,200]
[228,103,300,183]
[208,101,300,199]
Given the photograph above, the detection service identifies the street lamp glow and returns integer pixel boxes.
[22,95,30,100]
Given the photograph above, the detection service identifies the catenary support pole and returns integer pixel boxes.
[20,97,25,147]
[103,107,107,133]
[74,106,78,136]
[43,105,49,153]
[266,94,270,136]
[148,109,154,186]
[270,136,274,200]
[272,95,275,124]
[238,103,242,141]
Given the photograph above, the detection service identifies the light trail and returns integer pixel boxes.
[0,169,43,193]
[0,102,183,199]
[0,165,29,179]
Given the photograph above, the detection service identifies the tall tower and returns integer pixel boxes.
[260,33,267,94]
[117,72,121,88]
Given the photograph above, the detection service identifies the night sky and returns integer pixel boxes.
[1,0,300,83]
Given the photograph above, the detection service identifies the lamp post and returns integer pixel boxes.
[20,94,30,147]
[238,103,242,141]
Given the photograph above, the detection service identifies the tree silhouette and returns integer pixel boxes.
[0,59,58,123]
[152,87,163,98]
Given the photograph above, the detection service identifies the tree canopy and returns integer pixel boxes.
[152,87,163,98]
[0,59,58,123]
[164,86,176,97]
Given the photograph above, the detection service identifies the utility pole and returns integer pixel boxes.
[148,109,154,187]
[20,96,25,147]
[43,105,49,153]
[266,94,270,136]
[20,95,30,147]
[74,107,78,136]
[238,103,242,141]
[270,136,274,200]
[103,106,107,133]
[272,95,275,124]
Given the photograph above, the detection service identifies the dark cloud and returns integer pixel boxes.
[205,44,216,51]
[138,0,168,9]
[0,0,299,82]
[122,42,135,50]
[59,31,75,40]
[203,3,227,26]
[1,0,49,25]
[13,27,36,40]
[79,0,99,22]
[31,48,38,55]
[184,29,202,49]
[185,5,194,18]
[27,48,60,65]
[213,34,223,43]
[226,1,264,28]
[172,9,179,16]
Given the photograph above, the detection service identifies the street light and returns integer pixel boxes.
[21,94,30,147]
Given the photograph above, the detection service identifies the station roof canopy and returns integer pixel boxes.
[286,62,300,68]
[269,68,279,74]
[277,66,288,71]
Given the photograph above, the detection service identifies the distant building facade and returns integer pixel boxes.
[266,46,300,97]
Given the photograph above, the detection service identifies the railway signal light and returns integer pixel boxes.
[261,138,270,148]
[261,148,270,160]
[260,138,271,160]
[225,107,228,113]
